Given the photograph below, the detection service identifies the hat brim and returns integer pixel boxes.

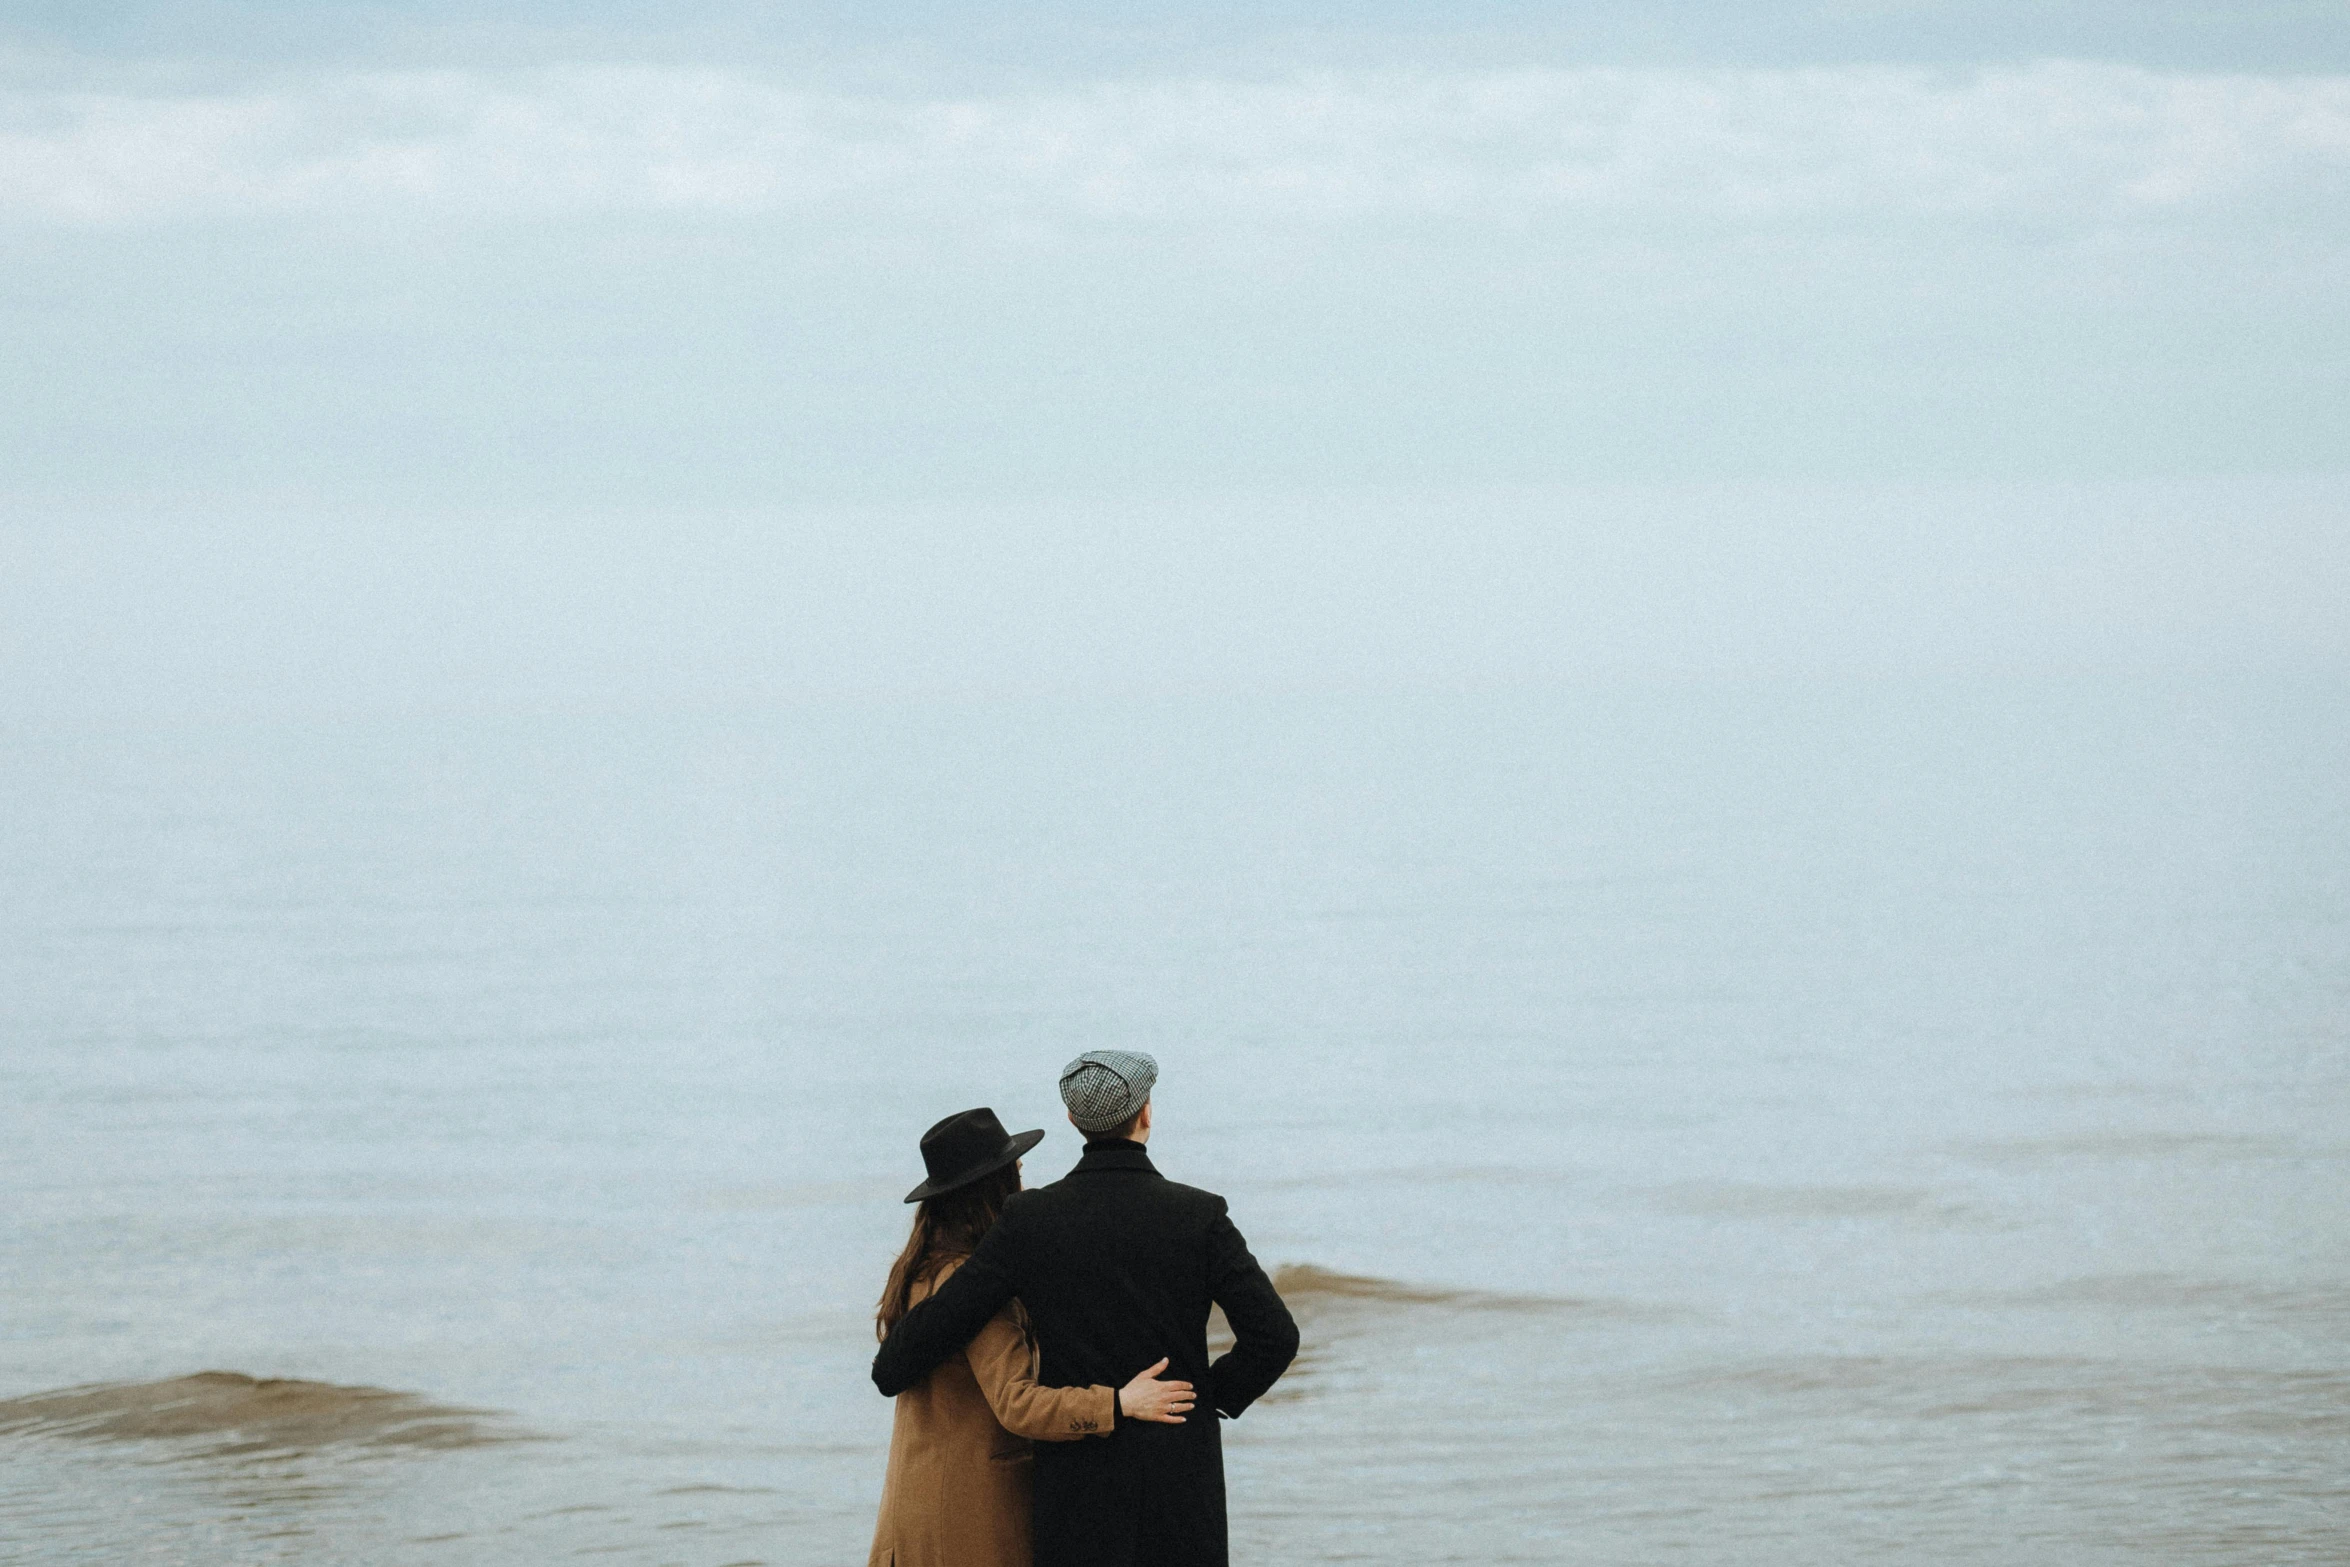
[902,1127,1045,1203]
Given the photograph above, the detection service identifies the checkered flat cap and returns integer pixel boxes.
[1058,1050,1158,1133]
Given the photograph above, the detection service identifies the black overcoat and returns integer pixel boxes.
[871,1141,1299,1567]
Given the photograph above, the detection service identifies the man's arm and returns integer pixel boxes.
[1204,1202,1299,1418]
[964,1308,1120,1440]
[871,1217,1021,1397]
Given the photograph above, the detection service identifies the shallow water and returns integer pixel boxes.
[2,679,2344,1563]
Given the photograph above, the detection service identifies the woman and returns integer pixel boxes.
[869,1107,1193,1567]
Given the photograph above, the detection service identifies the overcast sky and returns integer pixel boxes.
[2,4,2345,716]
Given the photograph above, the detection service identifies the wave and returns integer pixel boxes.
[1944,1273,2350,1329]
[1270,1264,1658,1317]
[1950,1131,2318,1165]
[1637,1182,1996,1226]
[0,1372,529,1454]
[1656,1355,2350,1438]
[1207,1264,1664,1355]
[1206,1265,1666,1398]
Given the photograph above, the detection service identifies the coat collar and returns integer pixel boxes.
[1069,1140,1157,1177]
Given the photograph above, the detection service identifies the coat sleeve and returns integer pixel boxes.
[872,1210,1022,1397]
[965,1309,1118,1441]
[1204,1201,1299,1419]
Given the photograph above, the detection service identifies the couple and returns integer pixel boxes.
[868,1050,1300,1567]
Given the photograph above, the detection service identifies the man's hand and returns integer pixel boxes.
[1117,1358,1195,1424]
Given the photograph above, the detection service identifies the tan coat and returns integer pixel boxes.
[868,1260,1118,1567]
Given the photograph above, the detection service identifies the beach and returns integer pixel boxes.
[3,679,2345,1563]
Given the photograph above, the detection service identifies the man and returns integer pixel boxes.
[872,1050,1299,1567]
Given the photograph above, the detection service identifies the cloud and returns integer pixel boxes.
[3,59,2345,231]
[3,54,2342,504]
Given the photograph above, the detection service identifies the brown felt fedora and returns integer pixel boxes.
[903,1107,1045,1203]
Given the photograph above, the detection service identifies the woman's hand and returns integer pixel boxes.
[1117,1357,1195,1424]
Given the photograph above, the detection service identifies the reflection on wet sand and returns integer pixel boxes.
[0,1372,530,1455]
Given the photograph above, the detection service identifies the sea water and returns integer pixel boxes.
[2,678,2344,1564]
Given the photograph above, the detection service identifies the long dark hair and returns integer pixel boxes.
[875,1161,1022,1341]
